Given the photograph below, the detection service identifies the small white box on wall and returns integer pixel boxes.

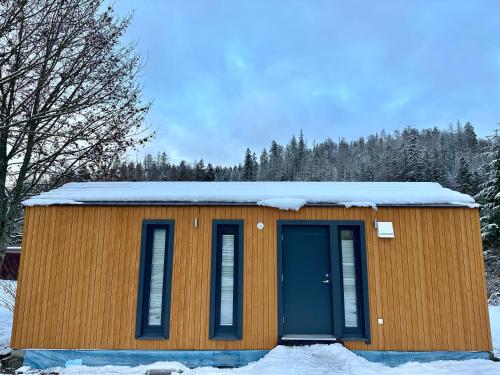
[376,221,395,238]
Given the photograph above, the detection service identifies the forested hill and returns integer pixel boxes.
[47,122,500,301]
[98,122,489,198]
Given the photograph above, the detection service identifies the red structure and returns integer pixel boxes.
[0,246,20,280]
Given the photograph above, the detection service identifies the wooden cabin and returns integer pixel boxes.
[11,182,492,368]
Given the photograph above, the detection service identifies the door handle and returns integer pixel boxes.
[322,279,330,284]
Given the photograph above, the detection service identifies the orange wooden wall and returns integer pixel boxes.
[11,205,492,352]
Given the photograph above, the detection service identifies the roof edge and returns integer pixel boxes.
[24,201,480,208]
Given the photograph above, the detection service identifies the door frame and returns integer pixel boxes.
[276,220,370,342]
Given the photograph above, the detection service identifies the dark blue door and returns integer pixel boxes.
[282,225,333,335]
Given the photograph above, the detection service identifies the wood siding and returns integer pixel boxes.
[11,205,492,352]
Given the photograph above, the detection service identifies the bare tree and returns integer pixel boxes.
[0,279,15,312]
[0,0,151,261]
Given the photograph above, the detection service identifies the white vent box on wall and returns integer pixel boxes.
[377,221,395,238]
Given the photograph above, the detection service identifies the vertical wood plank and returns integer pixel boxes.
[10,206,492,352]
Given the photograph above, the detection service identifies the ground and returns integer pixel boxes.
[0,280,14,357]
[0,305,12,357]
[1,283,500,374]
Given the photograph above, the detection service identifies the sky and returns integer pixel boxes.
[113,0,500,165]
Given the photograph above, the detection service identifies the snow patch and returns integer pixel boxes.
[17,361,188,374]
[340,201,378,209]
[22,198,82,206]
[0,280,15,356]
[0,308,12,356]
[257,198,306,210]
[449,201,480,208]
[490,305,500,357]
[22,181,477,209]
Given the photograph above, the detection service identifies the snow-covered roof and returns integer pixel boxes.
[22,181,478,210]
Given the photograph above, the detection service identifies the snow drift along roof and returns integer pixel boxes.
[22,182,478,210]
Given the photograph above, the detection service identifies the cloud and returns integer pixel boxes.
[115,0,500,165]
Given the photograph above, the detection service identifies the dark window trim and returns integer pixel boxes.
[338,224,369,338]
[209,220,244,340]
[276,220,370,343]
[136,220,175,339]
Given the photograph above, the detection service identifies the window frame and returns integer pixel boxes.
[136,220,175,339]
[276,220,370,342]
[337,224,368,338]
[209,220,244,340]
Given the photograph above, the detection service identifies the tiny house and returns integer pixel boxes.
[11,182,492,368]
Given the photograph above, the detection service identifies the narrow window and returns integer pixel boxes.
[340,229,358,327]
[220,233,235,326]
[136,221,174,339]
[148,228,166,325]
[210,221,243,339]
[339,226,366,335]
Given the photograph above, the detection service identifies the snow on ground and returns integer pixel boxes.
[0,280,15,356]
[0,307,13,356]
[22,181,477,209]
[490,304,500,358]
[14,344,500,375]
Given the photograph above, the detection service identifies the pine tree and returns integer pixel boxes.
[135,162,144,181]
[429,149,447,185]
[158,152,168,180]
[284,136,298,180]
[194,159,206,181]
[421,150,438,182]
[206,163,215,181]
[168,165,178,181]
[178,161,189,181]
[463,122,478,152]
[296,130,306,180]
[144,154,158,180]
[383,142,401,182]
[258,149,269,180]
[119,162,128,180]
[456,157,476,195]
[127,161,136,181]
[252,152,259,180]
[107,157,122,181]
[242,148,256,181]
[403,131,425,181]
[476,131,500,251]
[269,141,284,181]
[455,121,464,150]
[337,139,350,181]
[214,166,224,181]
